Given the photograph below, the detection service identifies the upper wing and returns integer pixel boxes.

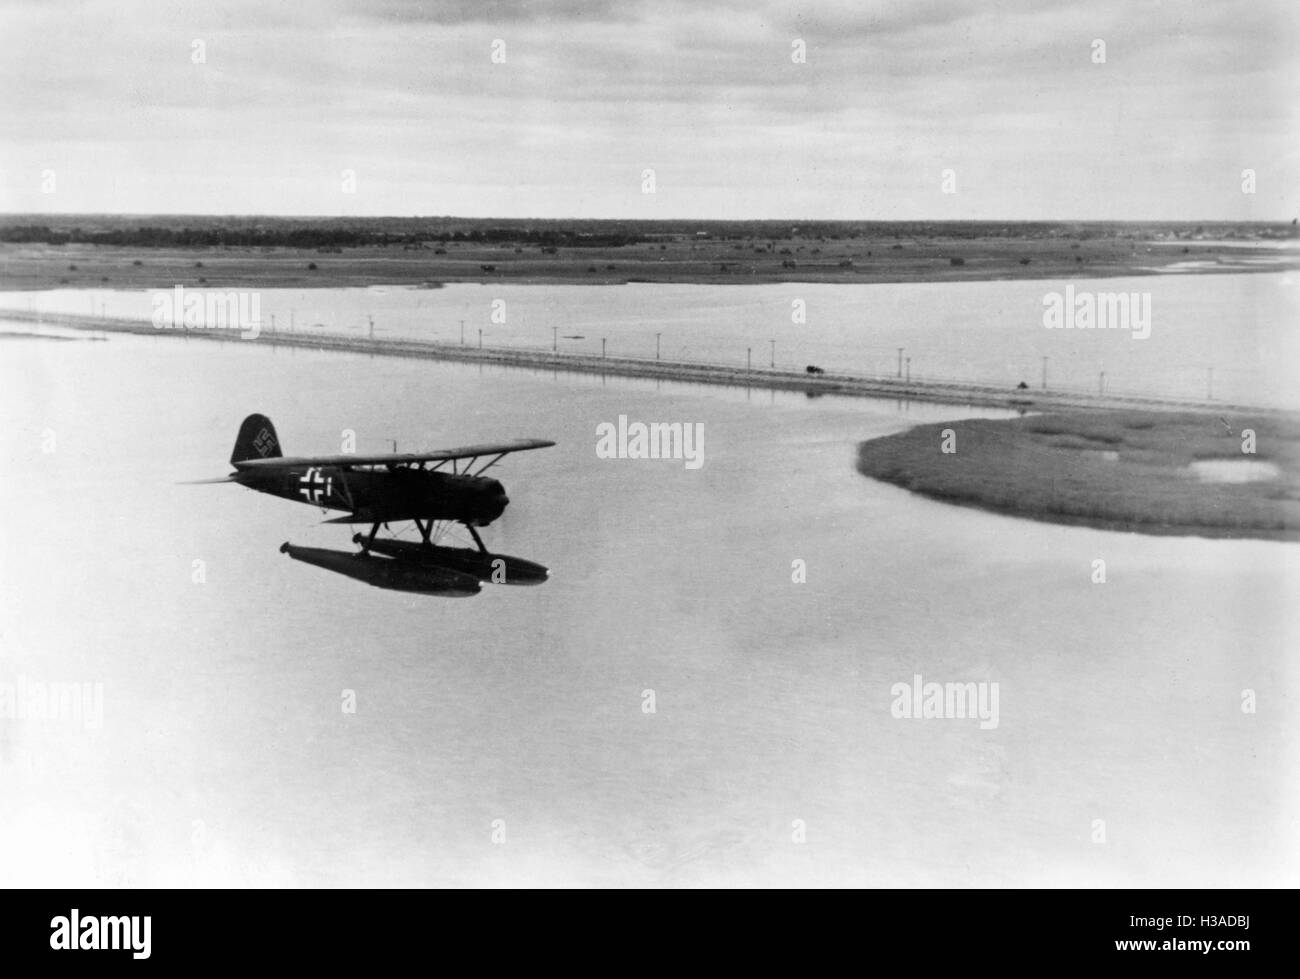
[234,438,556,471]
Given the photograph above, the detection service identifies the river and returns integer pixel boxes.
[0,299,1295,886]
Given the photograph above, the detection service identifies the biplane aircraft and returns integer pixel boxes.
[194,414,555,596]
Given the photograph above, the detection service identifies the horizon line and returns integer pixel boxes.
[1,212,1296,227]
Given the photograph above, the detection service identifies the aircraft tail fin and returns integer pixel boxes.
[231,413,282,466]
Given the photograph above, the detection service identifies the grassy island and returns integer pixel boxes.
[856,411,1300,541]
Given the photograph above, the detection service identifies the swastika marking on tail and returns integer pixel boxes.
[253,429,275,456]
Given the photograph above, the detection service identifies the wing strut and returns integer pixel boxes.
[472,453,507,476]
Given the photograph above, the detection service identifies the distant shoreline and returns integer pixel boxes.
[2,224,1295,292]
[856,412,1300,542]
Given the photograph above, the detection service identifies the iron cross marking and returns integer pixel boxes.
[299,467,332,505]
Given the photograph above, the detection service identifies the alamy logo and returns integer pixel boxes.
[1042,285,1151,339]
[0,675,103,731]
[151,285,261,339]
[50,910,150,959]
[890,673,1000,730]
[595,415,704,470]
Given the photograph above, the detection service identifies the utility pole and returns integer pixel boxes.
[552,326,557,353]
[769,339,775,368]
[602,337,607,359]
[271,314,276,333]
[460,319,465,345]
[656,333,661,360]
[1041,356,1048,391]
[905,357,911,383]
[747,347,752,371]
[478,328,483,349]
[368,315,374,341]
[897,348,904,378]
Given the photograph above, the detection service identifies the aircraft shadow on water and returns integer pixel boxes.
[189,414,555,597]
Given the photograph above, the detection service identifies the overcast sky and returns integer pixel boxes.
[1,0,1295,220]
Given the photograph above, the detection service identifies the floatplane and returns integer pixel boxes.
[191,414,555,596]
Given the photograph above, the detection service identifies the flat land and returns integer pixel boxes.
[0,217,1294,290]
[856,411,1300,541]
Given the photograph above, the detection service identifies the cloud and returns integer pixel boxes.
[347,0,636,26]
[0,0,1296,218]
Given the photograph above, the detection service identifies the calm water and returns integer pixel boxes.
[6,269,1298,407]
[0,329,1296,887]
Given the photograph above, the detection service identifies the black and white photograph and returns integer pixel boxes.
[0,0,1296,919]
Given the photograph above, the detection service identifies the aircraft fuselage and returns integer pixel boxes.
[232,464,509,526]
